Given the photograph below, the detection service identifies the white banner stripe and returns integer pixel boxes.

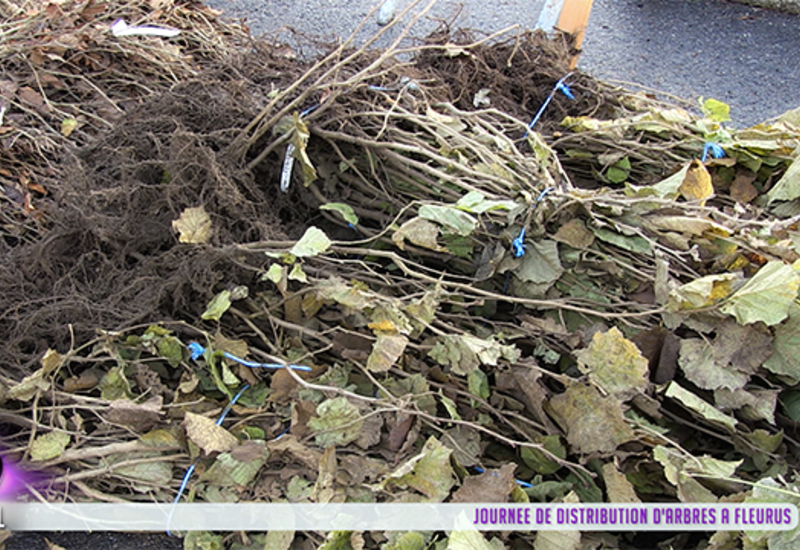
[1,503,796,531]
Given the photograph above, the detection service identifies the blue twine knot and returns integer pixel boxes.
[701,142,725,163]
[555,80,575,100]
[187,341,205,361]
[524,73,575,137]
[510,188,555,259]
[186,342,312,372]
[512,227,526,258]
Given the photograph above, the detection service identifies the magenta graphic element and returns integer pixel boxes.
[0,456,33,500]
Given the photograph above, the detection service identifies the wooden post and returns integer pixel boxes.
[537,0,594,69]
[556,0,594,68]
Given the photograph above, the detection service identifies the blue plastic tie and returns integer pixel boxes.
[187,341,204,361]
[535,187,555,204]
[524,73,574,137]
[472,466,535,489]
[504,187,556,294]
[187,342,312,372]
[509,187,554,260]
[166,462,195,536]
[217,384,250,426]
[300,104,319,118]
[555,81,575,100]
[167,383,251,535]
[512,227,526,258]
[348,222,363,236]
[701,141,725,163]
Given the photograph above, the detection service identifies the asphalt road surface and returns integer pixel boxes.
[204,0,800,126]
[581,0,800,126]
[3,532,184,550]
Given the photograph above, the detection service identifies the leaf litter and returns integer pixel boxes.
[1,0,800,548]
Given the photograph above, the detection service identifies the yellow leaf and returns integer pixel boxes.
[576,327,649,401]
[668,273,738,311]
[368,320,397,332]
[680,160,714,206]
[290,113,317,185]
[41,348,63,375]
[184,411,238,454]
[172,206,212,244]
[60,118,78,137]
[140,428,181,448]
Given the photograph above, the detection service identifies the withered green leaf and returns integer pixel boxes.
[308,397,363,448]
[184,411,239,455]
[547,383,635,454]
[576,327,649,401]
[30,431,70,461]
[386,436,455,501]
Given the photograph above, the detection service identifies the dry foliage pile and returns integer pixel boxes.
[2,1,800,549]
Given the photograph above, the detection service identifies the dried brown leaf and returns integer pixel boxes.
[553,218,595,249]
[104,396,163,432]
[389,414,415,452]
[313,446,340,504]
[367,333,408,372]
[731,172,759,203]
[392,217,444,252]
[184,411,238,455]
[451,463,516,503]
[172,205,212,244]
[268,435,321,470]
[547,383,635,454]
[17,86,44,109]
[601,462,640,503]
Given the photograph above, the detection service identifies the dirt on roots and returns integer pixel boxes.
[0,25,608,376]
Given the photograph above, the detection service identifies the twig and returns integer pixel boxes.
[43,439,179,467]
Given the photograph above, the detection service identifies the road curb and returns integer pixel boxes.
[730,0,800,14]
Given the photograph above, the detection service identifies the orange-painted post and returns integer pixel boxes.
[555,0,594,68]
